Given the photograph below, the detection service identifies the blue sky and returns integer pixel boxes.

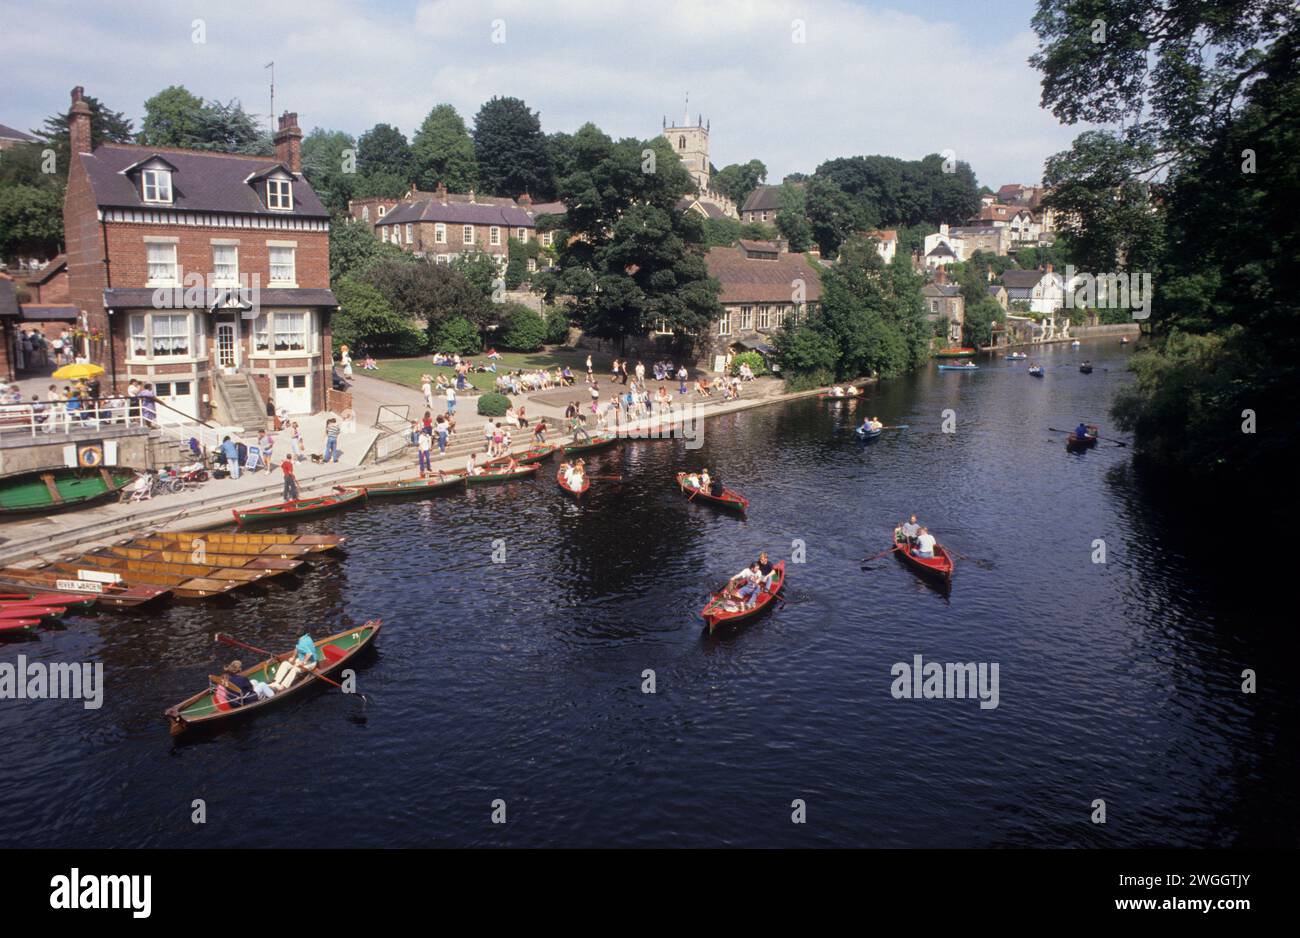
[0,0,1082,189]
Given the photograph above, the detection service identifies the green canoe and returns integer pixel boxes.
[0,466,137,517]
[562,435,621,456]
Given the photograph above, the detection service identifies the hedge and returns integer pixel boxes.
[729,350,768,377]
[476,392,511,417]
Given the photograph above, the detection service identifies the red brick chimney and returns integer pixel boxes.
[69,86,92,155]
[273,111,302,172]
[518,192,532,209]
[934,266,946,284]
[435,182,448,205]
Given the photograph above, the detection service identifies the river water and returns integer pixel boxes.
[2,338,1295,848]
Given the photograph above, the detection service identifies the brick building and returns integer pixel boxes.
[62,87,337,423]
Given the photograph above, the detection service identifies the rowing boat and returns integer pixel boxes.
[0,617,40,633]
[934,347,976,359]
[465,464,541,485]
[35,561,238,600]
[165,620,381,737]
[1066,425,1100,452]
[702,561,785,633]
[893,532,954,583]
[0,604,66,622]
[937,363,978,371]
[855,425,883,440]
[0,591,97,612]
[143,530,346,553]
[1028,366,1044,378]
[557,468,589,497]
[232,489,366,526]
[485,444,557,467]
[70,552,272,586]
[1079,363,1094,374]
[819,384,869,400]
[1005,352,1028,360]
[0,571,169,608]
[339,471,468,499]
[676,472,748,513]
[0,466,137,517]
[562,435,620,456]
[97,545,304,573]
[126,536,315,560]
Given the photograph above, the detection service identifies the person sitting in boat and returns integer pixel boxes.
[268,634,320,692]
[756,552,776,587]
[217,659,258,707]
[466,453,484,476]
[914,527,937,559]
[846,385,860,397]
[684,472,701,490]
[1075,422,1090,440]
[899,515,921,545]
[502,456,519,473]
[829,385,845,397]
[699,469,712,491]
[870,416,883,431]
[709,474,725,498]
[570,459,586,488]
[726,562,764,608]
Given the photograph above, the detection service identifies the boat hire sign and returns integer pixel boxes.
[56,578,104,593]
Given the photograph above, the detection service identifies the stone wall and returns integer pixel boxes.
[0,429,154,474]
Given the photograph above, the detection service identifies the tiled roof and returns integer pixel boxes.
[526,201,566,217]
[922,283,961,297]
[0,122,36,142]
[18,304,79,321]
[379,199,534,227]
[738,239,781,254]
[740,185,783,212]
[868,229,898,241]
[79,143,329,218]
[927,242,956,257]
[1000,269,1050,289]
[705,246,823,304]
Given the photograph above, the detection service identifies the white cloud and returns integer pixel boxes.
[0,0,1085,187]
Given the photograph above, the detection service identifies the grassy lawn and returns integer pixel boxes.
[372,347,616,393]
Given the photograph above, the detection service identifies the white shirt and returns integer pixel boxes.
[418,434,431,452]
[734,567,760,583]
[916,533,937,554]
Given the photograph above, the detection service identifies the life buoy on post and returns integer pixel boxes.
[77,441,105,467]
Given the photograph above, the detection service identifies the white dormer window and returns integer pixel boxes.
[267,178,293,210]
[142,169,172,203]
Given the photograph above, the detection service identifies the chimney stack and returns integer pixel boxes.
[69,86,92,156]
[934,266,946,285]
[468,188,476,204]
[435,182,448,205]
[518,192,532,209]
[273,111,302,173]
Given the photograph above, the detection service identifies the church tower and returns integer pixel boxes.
[663,101,711,193]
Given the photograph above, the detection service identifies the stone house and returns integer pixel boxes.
[922,271,964,343]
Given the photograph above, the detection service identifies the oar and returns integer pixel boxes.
[1048,426,1128,447]
[215,632,369,705]
[943,546,995,571]
[881,425,909,431]
[590,475,622,481]
[861,545,899,563]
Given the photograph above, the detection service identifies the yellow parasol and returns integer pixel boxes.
[52,363,106,380]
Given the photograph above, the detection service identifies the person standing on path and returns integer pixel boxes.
[222,436,241,480]
[418,429,432,477]
[289,421,304,460]
[445,385,456,415]
[422,374,434,411]
[586,354,593,380]
[323,417,341,463]
[281,454,299,501]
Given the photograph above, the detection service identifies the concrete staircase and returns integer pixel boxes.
[215,373,266,432]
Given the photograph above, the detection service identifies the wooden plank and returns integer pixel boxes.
[40,473,65,505]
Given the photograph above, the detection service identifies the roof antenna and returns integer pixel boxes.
[265,61,275,138]
[683,91,689,127]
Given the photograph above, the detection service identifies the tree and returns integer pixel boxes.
[472,96,553,198]
[712,159,767,205]
[411,104,478,192]
[357,124,413,185]
[302,128,358,217]
[138,87,265,153]
[542,128,721,350]
[497,303,547,351]
[362,257,490,329]
[774,182,813,252]
[34,93,133,180]
[450,251,500,299]
[329,218,410,283]
[0,184,64,258]
[332,276,427,356]
[805,176,866,257]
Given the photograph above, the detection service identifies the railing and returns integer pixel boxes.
[0,395,229,453]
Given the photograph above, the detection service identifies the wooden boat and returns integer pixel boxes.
[934,347,976,359]
[0,466,137,517]
[1028,366,1044,378]
[1120,336,1130,345]
[1066,424,1100,452]
[233,489,366,526]
[0,570,169,608]
[0,591,97,612]
[71,552,273,586]
[126,536,314,560]
[143,530,345,554]
[0,617,40,634]
[893,531,954,583]
[819,385,869,400]
[97,544,303,573]
[676,472,748,513]
[855,425,883,440]
[0,604,66,622]
[485,444,557,467]
[165,620,381,737]
[702,561,785,633]
[1005,352,1028,360]
[938,363,978,371]
[556,468,589,497]
[36,561,239,601]
[1079,363,1094,374]
[465,463,540,485]
[563,435,620,456]
[338,471,467,499]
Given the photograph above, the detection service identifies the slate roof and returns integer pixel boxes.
[78,143,329,218]
[378,199,534,227]
[0,122,36,143]
[526,201,567,217]
[922,283,962,297]
[927,242,956,257]
[1000,269,1051,289]
[705,246,823,305]
[740,185,783,212]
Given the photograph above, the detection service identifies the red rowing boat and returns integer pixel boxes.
[676,472,748,513]
[556,468,589,497]
[1066,424,1100,451]
[485,444,558,467]
[892,531,954,582]
[701,561,785,632]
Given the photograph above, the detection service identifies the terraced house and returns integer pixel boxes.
[62,88,337,423]
[700,239,821,365]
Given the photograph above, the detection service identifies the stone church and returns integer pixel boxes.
[661,106,738,220]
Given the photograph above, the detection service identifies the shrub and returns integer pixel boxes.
[476,392,511,417]
[543,306,571,345]
[431,317,482,355]
[497,304,547,351]
[729,350,768,377]
[784,367,834,392]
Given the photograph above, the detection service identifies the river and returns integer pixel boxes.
[2,337,1295,848]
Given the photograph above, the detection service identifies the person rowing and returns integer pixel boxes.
[700,468,712,490]
[724,562,764,609]
[683,471,701,490]
[829,385,845,397]
[268,634,320,692]
[709,473,725,498]
[1074,421,1090,439]
[898,514,921,545]
[846,385,860,396]
[914,526,938,558]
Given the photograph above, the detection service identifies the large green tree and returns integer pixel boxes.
[472,96,553,198]
[301,128,358,217]
[138,86,265,153]
[805,176,867,257]
[356,124,413,186]
[534,127,721,350]
[712,159,767,205]
[34,93,133,179]
[411,104,478,192]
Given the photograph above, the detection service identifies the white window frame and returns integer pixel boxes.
[381,226,389,243]
[741,306,753,331]
[490,226,501,246]
[128,311,196,360]
[435,223,447,244]
[463,225,474,245]
[406,223,414,244]
[145,241,178,285]
[718,313,732,336]
[517,228,529,243]
[266,177,293,211]
[268,245,296,285]
[211,244,239,285]
[377,205,387,217]
[141,169,172,204]
[759,306,771,329]
[361,206,370,222]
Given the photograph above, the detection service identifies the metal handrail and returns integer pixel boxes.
[0,394,222,445]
